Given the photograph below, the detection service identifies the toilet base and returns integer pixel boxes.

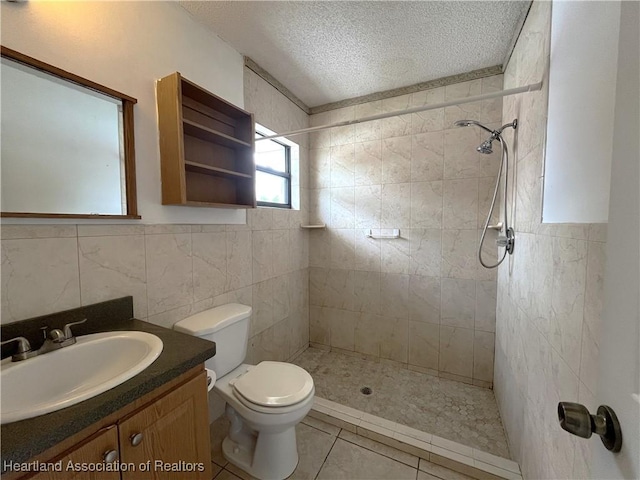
[222,428,299,480]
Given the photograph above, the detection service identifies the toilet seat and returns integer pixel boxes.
[232,361,314,407]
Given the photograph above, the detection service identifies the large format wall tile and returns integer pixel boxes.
[145,233,193,316]
[2,238,80,323]
[79,234,147,318]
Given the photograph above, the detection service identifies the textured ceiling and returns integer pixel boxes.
[179,1,529,108]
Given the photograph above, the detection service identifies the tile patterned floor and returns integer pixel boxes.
[210,415,476,480]
[292,348,510,458]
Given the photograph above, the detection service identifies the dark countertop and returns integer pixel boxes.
[1,303,216,472]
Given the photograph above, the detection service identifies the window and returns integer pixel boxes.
[254,131,291,208]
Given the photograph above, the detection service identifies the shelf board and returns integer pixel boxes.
[185,161,253,179]
[183,119,252,149]
[184,200,254,209]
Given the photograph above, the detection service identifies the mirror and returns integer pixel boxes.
[0,47,139,219]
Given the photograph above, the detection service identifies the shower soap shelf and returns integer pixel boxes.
[300,224,326,229]
[366,229,401,239]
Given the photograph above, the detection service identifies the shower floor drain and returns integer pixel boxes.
[360,386,373,396]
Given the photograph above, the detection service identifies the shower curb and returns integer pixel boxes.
[309,396,522,480]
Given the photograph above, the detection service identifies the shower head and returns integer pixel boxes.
[454,119,495,134]
[477,139,494,155]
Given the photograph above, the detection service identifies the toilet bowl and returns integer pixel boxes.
[173,304,315,480]
[214,362,315,479]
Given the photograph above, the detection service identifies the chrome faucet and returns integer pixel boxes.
[38,319,87,354]
[1,319,87,362]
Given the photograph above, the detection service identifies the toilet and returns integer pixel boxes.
[173,304,315,480]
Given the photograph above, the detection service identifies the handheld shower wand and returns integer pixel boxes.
[454,119,518,268]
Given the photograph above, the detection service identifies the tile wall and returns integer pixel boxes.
[494,1,609,478]
[1,66,311,366]
[307,74,505,387]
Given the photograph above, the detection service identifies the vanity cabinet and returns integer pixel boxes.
[156,72,256,209]
[118,373,210,479]
[12,369,211,480]
[31,427,120,480]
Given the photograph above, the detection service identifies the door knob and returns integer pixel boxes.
[130,432,143,447]
[558,402,622,452]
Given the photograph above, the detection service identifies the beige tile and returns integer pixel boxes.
[145,233,192,316]
[440,278,475,329]
[381,95,412,138]
[443,128,480,179]
[339,430,419,468]
[381,234,410,274]
[353,271,382,314]
[409,321,440,370]
[355,229,382,272]
[382,135,412,184]
[144,224,190,235]
[272,229,291,276]
[317,438,417,480]
[77,225,144,237]
[78,235,147,319]
[439,326,474,378]
[381,183,411,228]
[475,280,497,332]
[289,423,337,480]
[330,308,357,351]
[272,273,290,323]
[1,224,77,240]
[310,306,331,345]
[330,144,355,187]
[1,238,80,323]
[412,132,444,182]
[248,208,273,231]
[251,279,273,335]
[477,177,500,229]
[330,229,356,270]
[354,185,381,229]
[252,230,274,283]
[441,229,477,280]
[408,275,441,323]
[355,140,382,186]
[192,231,226,302]
[225,230,252,291]
[310,148,331,189]
[419,459,476,480]
[326,268,355,310]
[309,228,331,268]
[411,181,443,229]
[443,179,479,229]
[409,229,442,277]
[309,188,331,226]
[331,187,355,229]
[380,273,409,319]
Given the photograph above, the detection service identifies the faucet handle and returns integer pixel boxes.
[1,336,32,354]
[63,318,87,338]
[1,336,36,361]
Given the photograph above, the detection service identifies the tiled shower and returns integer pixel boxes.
[307,75,504,387]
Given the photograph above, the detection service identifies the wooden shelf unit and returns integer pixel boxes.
[156,72,256,208]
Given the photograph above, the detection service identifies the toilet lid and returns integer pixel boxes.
[232,361,314,407]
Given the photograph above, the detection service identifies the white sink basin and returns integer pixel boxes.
[0,331,163,424]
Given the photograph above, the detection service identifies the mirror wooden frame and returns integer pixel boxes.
[0,46,140,219]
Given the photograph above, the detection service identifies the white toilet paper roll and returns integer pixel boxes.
[205,368,216,392]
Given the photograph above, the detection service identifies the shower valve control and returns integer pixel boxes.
[496,227,515,254]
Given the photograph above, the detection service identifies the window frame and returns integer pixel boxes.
[255,132,292,209]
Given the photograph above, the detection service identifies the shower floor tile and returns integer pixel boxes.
[293,347,510,459]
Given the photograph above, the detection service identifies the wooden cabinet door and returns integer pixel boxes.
[118,372,212,480]
[31,426,120,480]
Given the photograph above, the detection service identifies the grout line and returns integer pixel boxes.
[313,430,340,480]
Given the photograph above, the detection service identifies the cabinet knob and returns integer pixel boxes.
[130,432,143,447]
[103,449,118,463]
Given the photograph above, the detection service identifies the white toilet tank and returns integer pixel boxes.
[173,303,251,378]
